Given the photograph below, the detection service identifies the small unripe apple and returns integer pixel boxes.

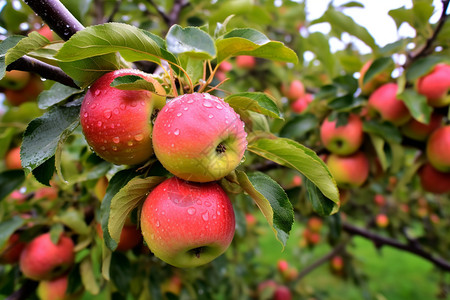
[152,93,247,182]
[416,64,450,107]
[326,152,369,187]
[426,125,450,172]
[282,79,305,101]
[0,70,30,90]
[277,260,289,274]
[19,233,74,280]
[302,228,320,246]
[37,274,78,300]
[320,114,364,156]
[140,177,235,268]
[218,61,233,73]
[358,59,391,95]
[368,83,411,126]
[273,285,292,300]
[4,75,44,106]
[80,69,165,165]
[401,112,443,141]
[161,273,182,296]
[245,213,257,229]
[5,146,22,169]
[419,162,450,194]
[290,93,313,113]
[374,194,386,207]
[307,217,323,233]
[96,223,143,252]
[0,233,26,264]
[375,214,389,228]
[330,255,344,273]
[236,55,256,69]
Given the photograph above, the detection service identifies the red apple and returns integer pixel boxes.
[320,114,364,156]
[140,177,235,268]
[303,228,320,246]
[0,70,30,90]
[326,152,370,187]
[291,175,302,187]
[152,93,247,182]
[330,255,344,273]
[218,61,233,72]
[282,79,305,101]
[290,93,313,113]
[426,125,450,172]
[374,194,386,207]
[375,214,389,228]
[4,75,44,106]
[401,112,443,141]
[96,223,143,252]
[277,260,289,274]
[35,186,58,201]
[19,233,74,280]
[358,59,391,95]
[236,55,256,69]
[245,213,257,228]
[37,274,78,300]
[307,217,323,233]
[368,83,411,126]
[0,233,26,264]
[273,285,292,300]
[80,69,165,165]
[37,24,60,42]
[419,162,450,194]
[416,64,450,107]
[5,146,22,169]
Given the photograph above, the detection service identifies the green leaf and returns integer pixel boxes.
[363,119,402,143]
[328,95,365,112]
[216,28,298,63]
[0,216,25,249]
[333,75,359,94]
[305,178,339,216]
[108,176,164,246]
[37,82,83,110]
[369,134,389,171]
[5,31,50,66]
[0,35,25,79]
[339,1,364,8]
[0,127,16,158]
[50,223,64,244]
[397,89,432,124]
[110,252,132,294]
[21,104,80,174]
[110,75,159,92]
[279,113,318,139]
[32,155,55,186]
[362,57,393,85]
[55,209,90,235]
[80,256,100,295]
[166,25,216,60]
[307,32,337,76]
[248,137,339,204]
[0,170,25,202]
[237,171,293,248]
[224,92,282,119]
[100,168,140,251]
[405,56,450,81]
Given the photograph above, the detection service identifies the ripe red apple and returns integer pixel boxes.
[326,152,369,187]
[368,83,411,126]
[80,69,165,165]
[419,162,450,194]
[37,24,60,42]
[37,274,77,300]
[302,228,320,246]
[96,223,143,252]
[4,75,44,106]
[282,79,305,101]
[245,213,257,229]
[291,175,302,187]
[416,64,450,107]
[140,177,235,268]
[320,114,364,156]
[5,146,22,169]
[19,233,74,280]
[426,125,450,172]
[358,59,391,95]
[375,214,389,228]
[277,260,289,274]
[401,112,443,141]
[273,285,292,300]
[0,233,26,264]
[374,194,386,207]
[0,70,30,90]
[330,255,344,273]
[236,55,256,69]
[152,93,247,182]
[290,93,313,113]
[218,61,233,73]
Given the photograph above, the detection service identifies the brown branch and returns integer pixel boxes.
[107,0,123,23]
[342,222,450,271]
[147,0,189,27]
[6,280,38,300]
[146,0,171,25]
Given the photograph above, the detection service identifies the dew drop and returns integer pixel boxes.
[205,201,211,207]
[187,99,194,104]
[196,200,202,205]
[86,125,90,129]
[216,104,223,110]
[110,124,115,129]
[208,114,214,119]
[140,101,146,106]
[183,107,189,111]
[202,212,209,221]
[91,103,97,110]
[171,144,175,148]
[187,207,196,215]
[120,104,126,110]
[134,134,144,141]
[113,137,120,144]
[176,112,182,117]
[94,90,101,96]
[155,221,160,227]
[174,129,180,136]
[104,110,112,119]
[97,121,102,127]
[83,112,88,118]
[203,101,212,108]
[217,211,221,216]
[131,101,138,107]
[113,108,120,115]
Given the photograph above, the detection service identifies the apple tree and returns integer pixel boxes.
[0,0,449,299]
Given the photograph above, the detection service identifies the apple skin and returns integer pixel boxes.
[358,59,390,95]
[401,112,443,141]
[96,223,143,252]
[0,70,30,90]
[326,152,369,188]
[368,83,411,126]
[5,146,22,169]
[282,79,305,101]
[19,233,74,280]
[273,285,292,300]
[290,93,313,113]
[80,69,165,166]
[0,233,26,264]
[236,55,256,69]
[426,125,450,172]
[419,162,450,194]
[140,177,235,268]
[152,93,247,182]
[416,64,450,107]
[320,114,364,156]
[375,214,389,228]
[4,75,44,106]
[37,24,60,42]
[37,274,79,300]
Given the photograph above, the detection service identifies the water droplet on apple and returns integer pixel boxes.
[187,99,194,104]
[113,137,120,143]
[86,125,90,129]
[216,104,223,110]
[203,101,212,108]
[100,146,106,150]
[155,221,160,227]
[104,110,112,119]
[97,121,102,127]
[187,207,196,215]
[176,112,182,117]
[91,103,97,109]
[196,200,202,205]
[202,212,209,221]
[131,101,137,107]
[217,211,221,216]
[184,107,189,111]
[167,124,171,128]
[134,134,144,141]
[83,112,88,118]
[120,104,126,110]
[94,90,101,96]
[161,211,165,215]
[140,101,146,106]
[208,114,214,119]
[174,129,180,136]
[171,144,175,148]
[113,108,120,115]
[205,201,211,207]
[110,124,115,129]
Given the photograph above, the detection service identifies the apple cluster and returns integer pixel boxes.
[80,70,248,267]
[0,70,44,106]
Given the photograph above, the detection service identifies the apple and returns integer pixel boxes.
[80,69,165,165]
[257,280,277,299]
[4,75,44,106]
[277,260,289,274]
[96,223,143,252]
[426,125,450,172]
[282,79,305,101]
[419,162,450,194]
[236,55,256,69]
[20,233,74,280]
[307,217,323,233]
[0,233,26,264]
[375,213,389,228]
[290,93,313,113]
[35,186,58,201]
[330,255,344,273]
[37,274,78,300]
[326,152,370,187]
[416,64,450,107]
[140,177,235,268]
[218,61,233,73]
[320,114,364,156]
[161,273,182,296]
[368,83,411,126]
[37,24,60,42]
[273,285,292,300]
[401,112,443,141]
[152,93,247,182]
[245,213,257,229]
[302,228,320,246]
[5,146,22,169]
[358,59,391,95]
[374,194,386,207]
[291,175,302,187]
[0,70,30,90]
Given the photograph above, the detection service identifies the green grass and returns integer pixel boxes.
[255,221,441,300]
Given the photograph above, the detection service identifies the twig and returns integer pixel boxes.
[342,222,450,271]
[147,0,189,27]
[6,280,38,300]
[146,0,171,25]
[107,0,123,23]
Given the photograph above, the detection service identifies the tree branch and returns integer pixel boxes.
[146,0,171,25]
[342,222,450,271]
[6,280,38,300]
[147,0,189,27]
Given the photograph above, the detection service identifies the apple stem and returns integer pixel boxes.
[191,247,203,258]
